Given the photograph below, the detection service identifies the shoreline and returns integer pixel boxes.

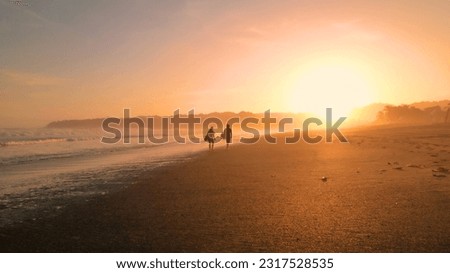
[0,142,204,230]
[0,125,449,252]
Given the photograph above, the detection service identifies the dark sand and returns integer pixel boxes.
[1,125,449,252]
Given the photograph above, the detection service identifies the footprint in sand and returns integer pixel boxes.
[388,162,404,170]
[432,167,449,178]
[432,167,449,173]
[407,164,425,169]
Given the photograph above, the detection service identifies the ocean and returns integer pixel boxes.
[0,128,206,228]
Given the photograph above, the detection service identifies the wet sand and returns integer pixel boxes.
[1,125,449,252]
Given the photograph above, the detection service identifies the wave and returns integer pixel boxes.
[0,128,179,168]
[0,151,81,166]
[0,140,167,167]
[0,137,93,147]
[0,128,105,147]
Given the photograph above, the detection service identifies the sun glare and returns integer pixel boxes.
[287,63,375,117]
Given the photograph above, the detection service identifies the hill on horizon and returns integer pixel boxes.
[46,100,449,129]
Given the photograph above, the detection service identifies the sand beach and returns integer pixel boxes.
[0,124,449,252]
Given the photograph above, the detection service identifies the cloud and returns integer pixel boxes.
[0,69,68,87]
[0,0,55,29]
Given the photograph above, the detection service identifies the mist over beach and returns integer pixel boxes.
[0,0,449,253]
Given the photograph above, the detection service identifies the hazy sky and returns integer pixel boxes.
[0,0,449,127]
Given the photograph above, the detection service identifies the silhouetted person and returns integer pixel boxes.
[223,124,232,149]
[206,126,215,150]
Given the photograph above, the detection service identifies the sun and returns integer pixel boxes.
[287,62,375,118]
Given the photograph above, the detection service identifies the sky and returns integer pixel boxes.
[0,0,449,127]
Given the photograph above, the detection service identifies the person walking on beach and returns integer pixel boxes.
[206,126,215,151]
[223,124,232,149]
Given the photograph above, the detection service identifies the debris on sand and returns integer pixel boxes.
[393,166,403,170]
[321,176,327,182]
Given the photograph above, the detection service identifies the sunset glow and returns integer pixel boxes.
[1,0,450,258]
[0,0,449,127]
[286,60,376,117]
